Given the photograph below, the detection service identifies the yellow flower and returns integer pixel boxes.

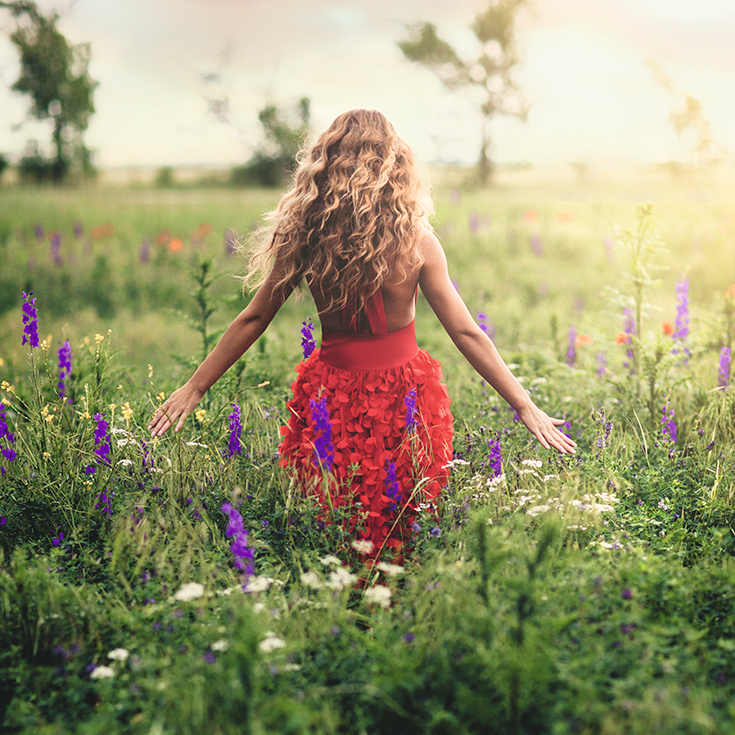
[0,358,4,367]
[117,385,123,391]
[82,411,91,419]
[45,414,55,424]
[1,381,12,392]
[195,409,207,422]
[109,404,117,412]
[258,380,271,388]
[43,451,51,461]
[83,336,90,346]
[148,364,154,379]
[41,405,50,418]
[95,334,104,344]
[121,402,133,421]
[41,340,49,351]
[157,392,166,402]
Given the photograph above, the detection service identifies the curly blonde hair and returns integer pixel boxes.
[246,109,432,314]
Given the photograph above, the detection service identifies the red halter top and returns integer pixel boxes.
[318,289,419,371]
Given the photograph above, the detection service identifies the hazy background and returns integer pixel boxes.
[1,0,734,172]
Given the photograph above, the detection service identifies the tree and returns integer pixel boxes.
[230,98,311,188]
[0,0,97,183]
[398,0,529,185]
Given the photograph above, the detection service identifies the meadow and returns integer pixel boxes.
[1,170,735,734]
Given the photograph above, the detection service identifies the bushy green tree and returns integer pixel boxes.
[1,0,97,183]
[399,0,529,185]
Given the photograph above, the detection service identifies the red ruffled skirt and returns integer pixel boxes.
[278,344,453,558]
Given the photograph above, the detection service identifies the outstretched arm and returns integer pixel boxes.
[418,231,576,454]
[148,268,291,436]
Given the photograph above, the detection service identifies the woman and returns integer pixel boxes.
[148,109,575,557]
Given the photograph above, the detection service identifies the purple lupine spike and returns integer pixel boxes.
[57,340,73,401]
[73,220,83,239]
[309,394,334,472]
[661,402,677,443]
[227,404,242,458]
[596,351,607,378]
[530,233,543,257]
[404,387,418,433]
[221,502,254,575]
[487,437,502,478]
[476,312,489,334]
[0,403,18,476]
[301,317,315,360]
[34,223,44,241]
[95,490,113,516]
[566,326,577,367]
[718,347,731,390]
[50,231,62,266]
[139,239,150,264]
[52,528,64,547]
[92,413,111,466]
[21,291,39,348]
[622,307,635,374]
[384,460,401,511]
[672,278,690,363]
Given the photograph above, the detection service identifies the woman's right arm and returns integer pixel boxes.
[418,231,576,454]
[148,268,292,436]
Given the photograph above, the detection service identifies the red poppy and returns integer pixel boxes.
[615,333,630,345]
[661,321,674,336]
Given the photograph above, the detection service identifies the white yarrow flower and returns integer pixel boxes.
[107,648,129,662]
[185,441,208,448]
[90,665,116,680]
[351,539,374,555]
[325,567,358,590]
[301,571,323,589]
[211,639,229,652]
[521,459,543,468]
[173,582,204,602]
[319,554,342,567]
[245,576,274,593]
[376,562,404,577]
[259,634,286,653]
[487,474,505,489]
[526,504,551,517]
[116,459,133,466]
[364,585,392,609]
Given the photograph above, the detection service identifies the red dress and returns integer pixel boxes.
[278,289,453,559]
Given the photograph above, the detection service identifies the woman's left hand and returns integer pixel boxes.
[148,383,204,436]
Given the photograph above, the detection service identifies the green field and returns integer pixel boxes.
[1,174,735,734]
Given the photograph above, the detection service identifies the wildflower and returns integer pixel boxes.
[430,527,441,538]
[90,665,115,680]
[364,584,392,609]
[52,528,64,547]
[566,327,577,367]
[57,340,73,401]
[94,333,104,344]
[376,561,404,576]
[621,588,633,600]
[718,347,731,390]
[404,387,418,432]
[173,582,205,602]
[227,404,242,458]
[661,402,677,443]
[96,491,113,515]
[310,395,334,471]
[319,554,342,567]
[384,460,401,511]
[476,312,489,334]
[21,291,39,348]
[301,571,323,589]
[259,634,286,653]
[93,413,111,465]
[301,317,315,360]
[661,321,674,336]
[221,502,254,574]
[351,538,374,555]
[530,232,543,257]
[487,437,502,478]
[672,278,690,363]
[34,223,44,240]
[121,402,133,421]
[195,408,207,422]
[0,403,18,476]
[575,334,593,347]
[139,239,150,264]
[622,307,635,373]
[107,648,130,662]
[245,576,274,593]
[521,459,542,469]
[325,567,358,590]
[211,639,228,652]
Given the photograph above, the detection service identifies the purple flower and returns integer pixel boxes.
[596,421,613,450]
[596,351,607,378]
[21,291,39,348]
[0,403,17,476]
[403,632,415,643]
[50,231,62,266]
[623,307,635,374]
[227,404,242,458]
[385,460,401,511]
[672,278,690,363]
[0,517,6,526]
[34,223,44,240]
[139,239,150,264]
[95,491,113,516]
[301,317,315,360]
[52,528,64,547]
[530,233,543,257]
[621,588,633,600]
[661,402,677,443]
[221,502,254,575]
[566,326,577,367]
[57,340,73,401]
[411,522,421,532]
[309,395,334,472]
[92,412,111,466]
[718,347,731,390]
[430,527,441,538]
[404,387,418,433]
[487,437,502,478]
[476,312,489,334]
[73,220,83,239]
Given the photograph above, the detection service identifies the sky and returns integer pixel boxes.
[0,0,734,169]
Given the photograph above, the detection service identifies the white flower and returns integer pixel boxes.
[218,586,243,596]
[173,582,204,601]
[521,459,543,469]
[596,492,620,504]
[566,524,588,531]
[593,503,616,513]
[300,571,323,589]
[487,474,505,489]
[186,441,208,448]
[90,665,115,680]
[376,562,404,577]
[245,576,274,593]
[543,474,556,482]
[518,469,539,476]
[351,539,375,555]
[319,554,342,567]
[364,584,392,609]
[442,458,471,468]
[110,428,128,435]
[259,634,286,653]
[116,438,129,447]
[526,504,551,517]
[325,567,358,590]
[531,377,548,385]
[116,459,133,466]
[211,639,229,652]
[107,648,129,662]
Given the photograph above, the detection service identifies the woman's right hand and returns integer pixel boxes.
[148,383,204,436]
